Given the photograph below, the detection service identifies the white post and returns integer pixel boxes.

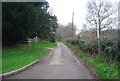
[27,37,29,45]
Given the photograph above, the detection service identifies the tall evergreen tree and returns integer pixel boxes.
[2,2,58,46]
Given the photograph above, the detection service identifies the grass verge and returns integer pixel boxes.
[36,42,57,47]
[0,50,2,74]
[65,43,119,79]
[2,42,57,74]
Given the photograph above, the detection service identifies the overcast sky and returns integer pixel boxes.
[46,0,119,32]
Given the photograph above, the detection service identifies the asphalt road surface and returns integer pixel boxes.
[7,43,96,79]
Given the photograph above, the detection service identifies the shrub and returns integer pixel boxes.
[70,36,120,61]
[77,39,85,50]
[65,37,78,45]
[99,38,118,60]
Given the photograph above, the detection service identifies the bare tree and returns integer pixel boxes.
[86,0,117,54]
[67,23,76,36]
[86,0,117,36]
[55,23,76,42]
[82,24,88,33]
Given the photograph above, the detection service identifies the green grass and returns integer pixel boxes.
[0,50,2,74]
[36,42,57,47]
[65,43,119,79]
[2,42,57,74]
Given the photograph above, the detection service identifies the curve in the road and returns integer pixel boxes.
[6,42,96,79]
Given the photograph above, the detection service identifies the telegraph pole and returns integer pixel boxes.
[72,12,74,37]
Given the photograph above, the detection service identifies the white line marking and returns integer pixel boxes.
[73,57,81,65]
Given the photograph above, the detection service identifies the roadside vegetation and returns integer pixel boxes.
[36,42,57,48]
[65,43,119,79]
[2,42,57,74]
[55,0,119,79]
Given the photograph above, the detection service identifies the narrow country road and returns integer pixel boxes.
[7,43,96,79]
